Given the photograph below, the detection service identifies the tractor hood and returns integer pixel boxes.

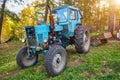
[35,23,63,33]
[32,23,63,45]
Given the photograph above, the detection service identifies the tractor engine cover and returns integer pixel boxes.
[25,26,36,46]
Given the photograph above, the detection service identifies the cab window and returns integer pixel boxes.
[70,9,77,20]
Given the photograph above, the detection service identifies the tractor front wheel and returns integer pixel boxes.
[16,47,38,69]
[45,45,67,77]
[74,25,90,53]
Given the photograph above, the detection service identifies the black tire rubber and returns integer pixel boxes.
[74,25,90,53]
[91,39,101,47]
[45,45,67,77]
[16,47,38,69]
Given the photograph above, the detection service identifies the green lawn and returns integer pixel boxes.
[0,41,120,80]
[0,41,23,75]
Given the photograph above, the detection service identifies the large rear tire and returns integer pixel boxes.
[16,47,38,69]
[45,45,67,77]
[74,25,90,53]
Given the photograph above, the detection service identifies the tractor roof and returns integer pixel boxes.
[53,5,80,11]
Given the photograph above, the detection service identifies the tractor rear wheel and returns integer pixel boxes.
[74,25,90,53]
[16,47,38,69]
[45,45,67,77]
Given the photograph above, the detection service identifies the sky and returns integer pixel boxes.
[6,0,35,14]
[6,0,61,14]
[3,0,61,14]
[2,0,120,14]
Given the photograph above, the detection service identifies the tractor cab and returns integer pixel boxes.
[52,6,82,25]
[52,6,83,37]
[36,6,82,26]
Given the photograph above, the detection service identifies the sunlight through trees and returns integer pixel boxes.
[0,0,120,43]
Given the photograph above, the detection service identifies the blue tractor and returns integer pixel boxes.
[16,1,90,77]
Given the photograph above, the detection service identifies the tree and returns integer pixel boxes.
[0,0,6,43]
[108,0,115,36]
[1,15,12,42]
[0,0,23,43]
[13,5,37,40]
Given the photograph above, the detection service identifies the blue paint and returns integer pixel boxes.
[25,6,82,54]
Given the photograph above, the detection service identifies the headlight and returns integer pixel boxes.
[22,38,26,43]
[44,38,48,43]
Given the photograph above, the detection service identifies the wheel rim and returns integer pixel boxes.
[83,31,90,51]
[22,50,36,67]
[52,50,66,73]
[83,33,87,43]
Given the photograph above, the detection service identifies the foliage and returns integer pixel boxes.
[1,0,120,42]
[0,0,23,43]
[14,6,37,40]
[0,41,23,74]
[1,16,11,43]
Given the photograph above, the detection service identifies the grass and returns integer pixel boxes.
[0,41,23,74]
[90,30,105,37]
[0,41,120,80]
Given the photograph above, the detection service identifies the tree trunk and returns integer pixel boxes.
[108,0,115,36]
[0,0,6,44]
[96,0,101,31]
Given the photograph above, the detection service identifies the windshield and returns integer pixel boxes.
[36,12,45,24]
[36,8,68,24]
[53,8,68,22]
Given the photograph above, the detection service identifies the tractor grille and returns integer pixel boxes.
[26,27,36,46]
[62,25,68,33]
[38,34,43,43]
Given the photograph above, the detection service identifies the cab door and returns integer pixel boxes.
[69,9,78,36]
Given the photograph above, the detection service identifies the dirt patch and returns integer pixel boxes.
[0,43,10,49]
[0,69,21,80]
[35,66,44,73]
[100,61,113,76]
[68,57,84,68]
[83,71,95,78]
[0,42,23,53]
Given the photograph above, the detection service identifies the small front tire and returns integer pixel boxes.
[45,45,67,77]
[16,47,38,69]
